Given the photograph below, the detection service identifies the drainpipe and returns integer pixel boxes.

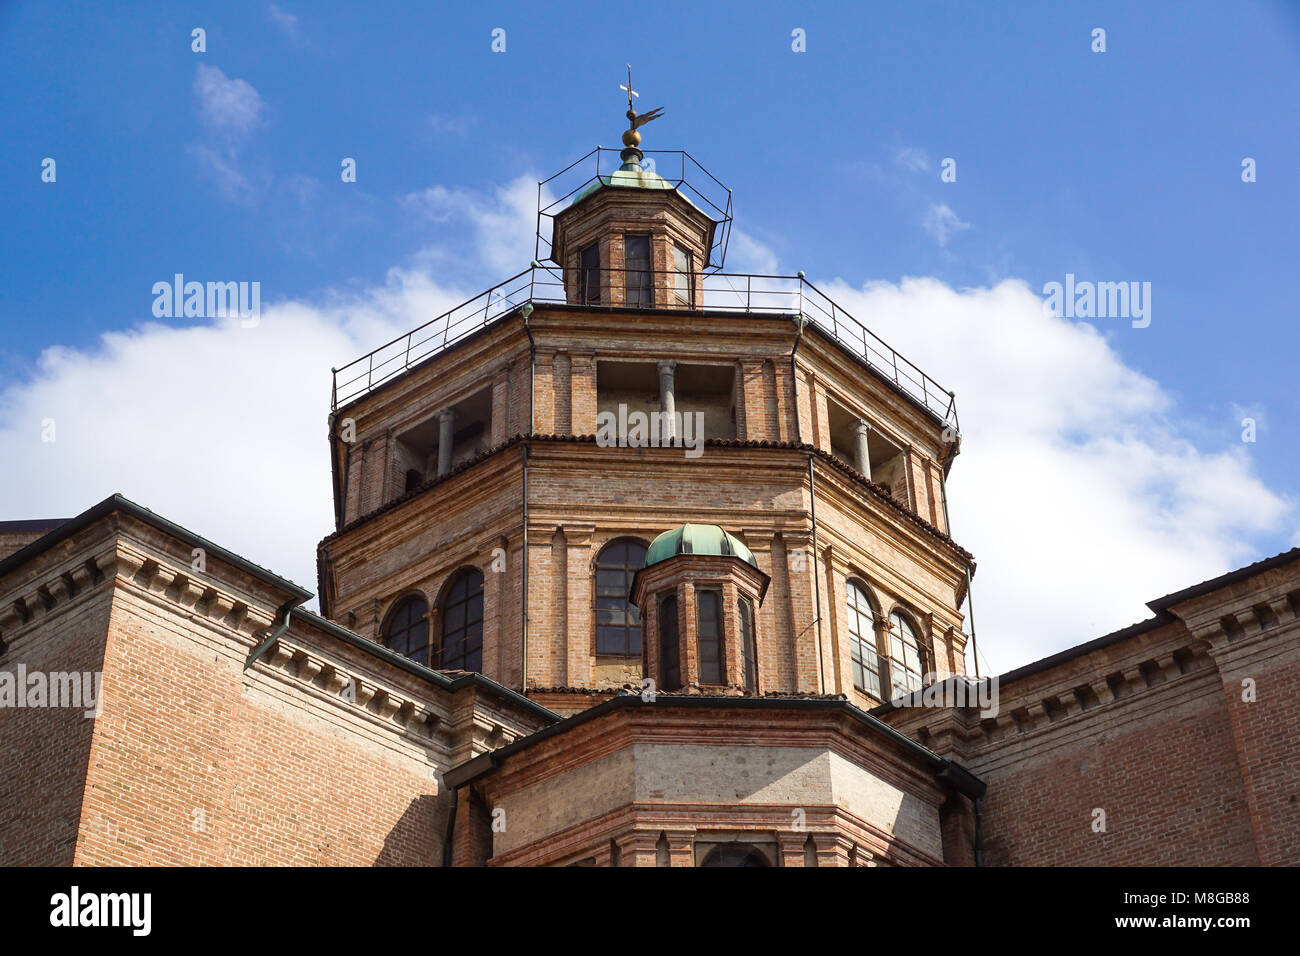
[520,444,529,694]
[974,795,985,868]
[522,304,535,434]
[520,303,535,695]
[790,299,806,445]
[244,598,310,670]
[939,469,978,680]
[442,786,459,867]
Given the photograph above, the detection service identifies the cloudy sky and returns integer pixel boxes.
[2,2,1298,675]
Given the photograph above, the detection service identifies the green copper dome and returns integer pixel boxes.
[573,160,676,203]
[644,524,758,570]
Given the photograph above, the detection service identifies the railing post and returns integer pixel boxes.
[367,352,374,390]
[405,332,412,368]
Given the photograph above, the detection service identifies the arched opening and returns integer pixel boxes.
[595,538,648,656]
[438,568,484,672]
[381,594,430,665]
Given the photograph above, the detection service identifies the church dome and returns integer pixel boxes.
[572,160,675,203]
[644,523,758,570]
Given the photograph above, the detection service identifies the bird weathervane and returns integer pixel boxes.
[619,64,663,153]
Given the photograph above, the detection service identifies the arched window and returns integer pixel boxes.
[847,581,882,698]
[595,538,648,656]
[737,595,757,692]
[696,589,724,685]
[659,593,680,691]
[383,595,429,665]
[887,610,924,699]
[438,568,484,672]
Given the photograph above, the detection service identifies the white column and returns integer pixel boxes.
[853,419,872,479]
[658,360,678,442]
[436,408,456,477]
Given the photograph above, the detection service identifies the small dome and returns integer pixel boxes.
[572,160,675,203]
[644,524,758,570]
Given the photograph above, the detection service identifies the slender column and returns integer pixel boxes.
[854,419,872,479]
[658,359,677,441]
[436,408,456,477]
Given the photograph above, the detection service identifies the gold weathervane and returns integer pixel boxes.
[619,64,663,150]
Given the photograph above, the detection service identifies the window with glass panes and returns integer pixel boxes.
[696,589,724,684]
[671,244,692,306]
[595,539,647,655]
[438,569,483,672]
[660,593,680,690]
[887,611,925,698]
[737,595,757,691]
[624,234,652,306]
[383,596,429,665]
[847,581,882,698]
[580,242,600,304]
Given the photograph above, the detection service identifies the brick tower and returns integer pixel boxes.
[318,94,973,721]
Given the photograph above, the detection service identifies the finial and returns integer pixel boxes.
[618,63,664,165]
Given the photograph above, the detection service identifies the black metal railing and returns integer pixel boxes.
[330,265,959,431]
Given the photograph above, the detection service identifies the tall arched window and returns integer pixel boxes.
[847,581,882,698]
[696,589,724,685]
[887,611,924,699]
[596,538,648,656]
[438,568,484,672]
[383,595,430,665]
[659,593,680,691]
[737,595,757,692]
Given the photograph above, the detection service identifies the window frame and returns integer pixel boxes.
[381,593,431,666]
[737,594,757,692]
[623,234,653,307]
[695,587,725,685]
[594,537,649,657]
[846,579,883,699]
[659,592,681,691]
[885,608,926,700]
[671,243,692,307]
[437,567,485,673]
[579,241,601,305]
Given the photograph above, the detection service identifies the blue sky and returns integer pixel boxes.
[2,1,1298,671]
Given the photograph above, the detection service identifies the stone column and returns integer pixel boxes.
[615,830,661,867]
[658,359,677,441]
[436,408,456,477]
[854,419,872,479]
[777,833,807,867]
[665,829,695,867]
[813,832,855,867]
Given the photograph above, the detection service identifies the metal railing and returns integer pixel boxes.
[331,265,959,431]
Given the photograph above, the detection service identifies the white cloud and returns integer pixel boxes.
[194,64,265,136]
[268,5,304,45]
[894,146,931,173]
[921,203,970,247]
[403,174,550,279]
[0,269,475,605]
[726,229,779,274]
[191,65,267,202]
[1,180,1291,675]
[819,277,1292,673]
